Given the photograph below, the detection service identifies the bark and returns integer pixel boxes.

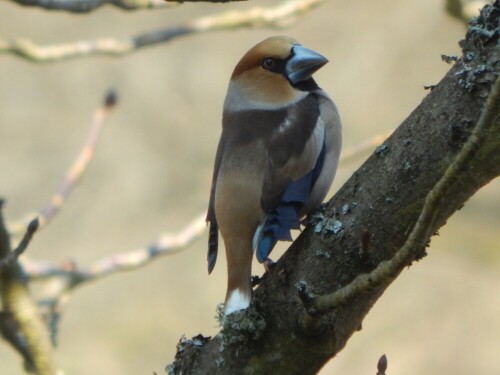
[0,206,57,375]
[167,2,500,374]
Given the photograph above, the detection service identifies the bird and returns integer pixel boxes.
[206,36,342,315]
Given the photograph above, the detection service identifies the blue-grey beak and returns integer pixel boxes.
[285,45,329,85]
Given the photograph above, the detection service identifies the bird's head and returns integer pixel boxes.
[224,36,329,111]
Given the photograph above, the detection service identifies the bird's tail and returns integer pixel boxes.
[224,241,253,315]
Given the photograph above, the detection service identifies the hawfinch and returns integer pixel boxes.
[207,36,342,315]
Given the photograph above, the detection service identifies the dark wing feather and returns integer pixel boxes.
[256,138,326,262]
[206,134,226,274]
[257,94,324,262]
[261,95,320,209]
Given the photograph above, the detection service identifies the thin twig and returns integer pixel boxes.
[0,218,38,272]
[8,90,117,237]
[6,0,176,12]
[0,0,327,62]
[25,212,206,282]
[86,212,207,281]
[301,74,500,323]
[24,212,206,344]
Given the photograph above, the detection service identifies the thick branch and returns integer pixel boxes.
[168,2,500,374]
[0,0,326,62]
[303,73,500,321]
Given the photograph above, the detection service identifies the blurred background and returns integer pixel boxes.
[1,0,499,374]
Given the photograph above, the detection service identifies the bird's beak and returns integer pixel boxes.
[286,45,329,85]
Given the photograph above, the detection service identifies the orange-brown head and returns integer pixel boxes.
[224,36,328,111]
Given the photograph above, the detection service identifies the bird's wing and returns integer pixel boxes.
[257,93,328,261]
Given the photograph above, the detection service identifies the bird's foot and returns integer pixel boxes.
[263,257,275,272]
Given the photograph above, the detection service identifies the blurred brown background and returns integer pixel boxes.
[1,0,499,374]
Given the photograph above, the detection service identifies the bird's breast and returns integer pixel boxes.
[214,142,267,241]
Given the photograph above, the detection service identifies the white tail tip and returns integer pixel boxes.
[224,289,251,315]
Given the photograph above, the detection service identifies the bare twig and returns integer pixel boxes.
[0,0,327,62]
[0,218,38,272]
[301,74,500,322]
[86,212,206,281]
[8,90,117,237]
[23,212,206,343]
[25,212,206,282]
[6,0,176,13]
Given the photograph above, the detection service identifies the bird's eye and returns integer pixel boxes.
[261,58,276,71]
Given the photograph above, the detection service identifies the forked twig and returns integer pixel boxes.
[0,218,38,271]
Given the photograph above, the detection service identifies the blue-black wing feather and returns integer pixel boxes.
[256,137,326,262]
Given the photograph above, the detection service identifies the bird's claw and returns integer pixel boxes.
[263,257,275,272]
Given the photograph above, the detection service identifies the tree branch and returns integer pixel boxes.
[167,1,500,373]
[0,0,326,62]
[301,73,500,325]
[6,0,176,13]
[24,212,205,282]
